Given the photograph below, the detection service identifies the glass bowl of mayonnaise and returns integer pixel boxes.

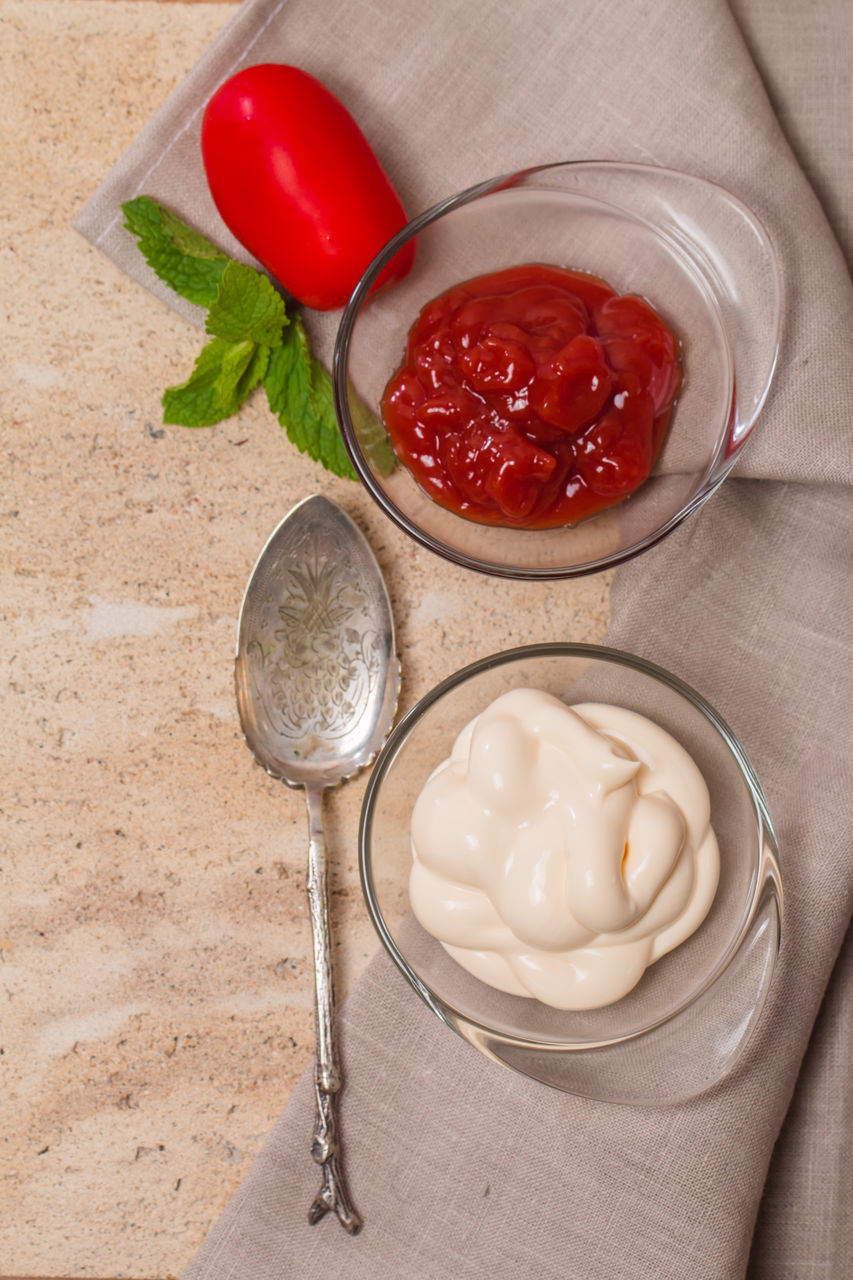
[360,643,782,1104]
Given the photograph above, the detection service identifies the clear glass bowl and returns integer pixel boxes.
[334,162,782,579]
[360,644,782,1104]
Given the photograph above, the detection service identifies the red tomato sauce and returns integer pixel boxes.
[381,264,682,527]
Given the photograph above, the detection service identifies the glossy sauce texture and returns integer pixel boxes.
[409,690,719,1010]
[382,265,681,527]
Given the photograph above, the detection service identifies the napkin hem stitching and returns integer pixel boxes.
[92,0,290,249]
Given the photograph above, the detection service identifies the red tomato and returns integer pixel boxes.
[201,64,414,310]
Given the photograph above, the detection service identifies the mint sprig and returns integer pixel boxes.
[121,195,374,481]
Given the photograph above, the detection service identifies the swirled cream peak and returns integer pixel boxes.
[409,689,719,1010]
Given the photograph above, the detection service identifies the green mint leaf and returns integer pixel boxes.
[163,337,258,427]
[264,312,312,419]
[264,317,357,481]
[234,343,271,402]
[205,262,288,347]
[308,357,359,481]
[213,339,256,409]
[121,196,228,307]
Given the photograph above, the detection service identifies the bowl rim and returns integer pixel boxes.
[334,159,782,580]
[359,640,783,1053]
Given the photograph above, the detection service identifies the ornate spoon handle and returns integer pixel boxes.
[304,784,361,1234]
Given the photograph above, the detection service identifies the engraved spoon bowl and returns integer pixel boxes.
[235,494,399,1232]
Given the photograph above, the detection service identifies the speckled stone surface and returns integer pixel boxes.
[0,3,610,1274]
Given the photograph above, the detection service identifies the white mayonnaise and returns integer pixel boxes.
[409,688,719,1010]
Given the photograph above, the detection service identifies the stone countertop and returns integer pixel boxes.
[1,3,610,1274]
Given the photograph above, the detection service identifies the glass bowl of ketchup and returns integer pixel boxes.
[334,162,782,578]
[359,643,783,1104]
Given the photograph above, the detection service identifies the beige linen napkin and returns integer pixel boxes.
[74,1,852,1275]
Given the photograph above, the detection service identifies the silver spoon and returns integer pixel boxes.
[235,494,399,1234]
